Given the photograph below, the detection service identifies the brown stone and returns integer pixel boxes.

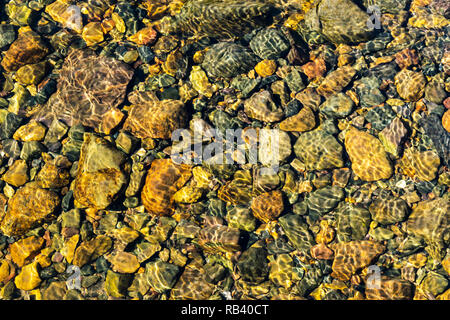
[73,134,127,210]
[331,240,385,281]
[310,243,334,260]
[0,183,60,236]
[197,225,241,253]
[1,28,48,72]
[279,106,316,132]
[317,65,356,98]
[365,277,415,300]
[123,99,187,140]
[2,160,28,187]
[394,69,427,102]
[72,235,112,267]
[251,190,284,223]
[301,58,326,80]
[141,159,192,216]
[10,236,44,267]
[395,48,419,69]
[33,49,133,129]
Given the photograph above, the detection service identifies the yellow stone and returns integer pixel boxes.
[442,255,450,276]
[408,253,428,268]
[110,227,140,244]
[128,26,156,46]
[190,65,216,98]
[284,12,304,30]
[29,289,42,300]
[112,12,126,33]
[345,127,393,181]
[193,49,208,64]
[192,166,213,189]
[0,260,10,283]
[15,262,41,291]
[45,0,83,33]
[10,236,44,267]
[279,106,316,132]
[108,252,140,274]
[386,99,405,107]
[316,220,335,244]
[82,22,104,46]
[15,62,48,85]
[3,184,15,199]
[2,159,29,187]
[34,247,54,268]
[13,120,47,141]
[399,149,441,182]
[255,59,277,77]
[173,185,203,203]
[442,110,450,133]
[438,289,450,300]
[61,234,79,264]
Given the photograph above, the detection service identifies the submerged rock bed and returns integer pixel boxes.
[0,0,449,300]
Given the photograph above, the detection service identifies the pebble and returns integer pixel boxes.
[15,262,42,291]
[345,127,393,181]
[254,60,277,78]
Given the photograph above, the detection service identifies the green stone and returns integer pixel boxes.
[61,209,81,229]
[116,131,138,154]
[278,214,315,252]
[306,186,344,220]
[336,203,371,242]
[105,270,133,298]
[0,25,16,48]
[44,119,68,145]
[236,246,269,284]
[145,260,180,293]
[225,205,257,232]
[20,141,45,161]
[284,69,305,93]
[320,93,354,118]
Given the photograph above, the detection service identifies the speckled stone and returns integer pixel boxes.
[0,182,60,236]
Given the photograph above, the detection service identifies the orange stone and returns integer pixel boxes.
[250,190,284,223]
[442,110,450,133]
[0,183,60,237]
[301,58,326,80]
[141,159,192,216]
[100,107,125,135]
[310,243,334,260]
[0,28,49,72]
[10,236,44,267]
[128,27,157,45]
[123,99,187,139]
